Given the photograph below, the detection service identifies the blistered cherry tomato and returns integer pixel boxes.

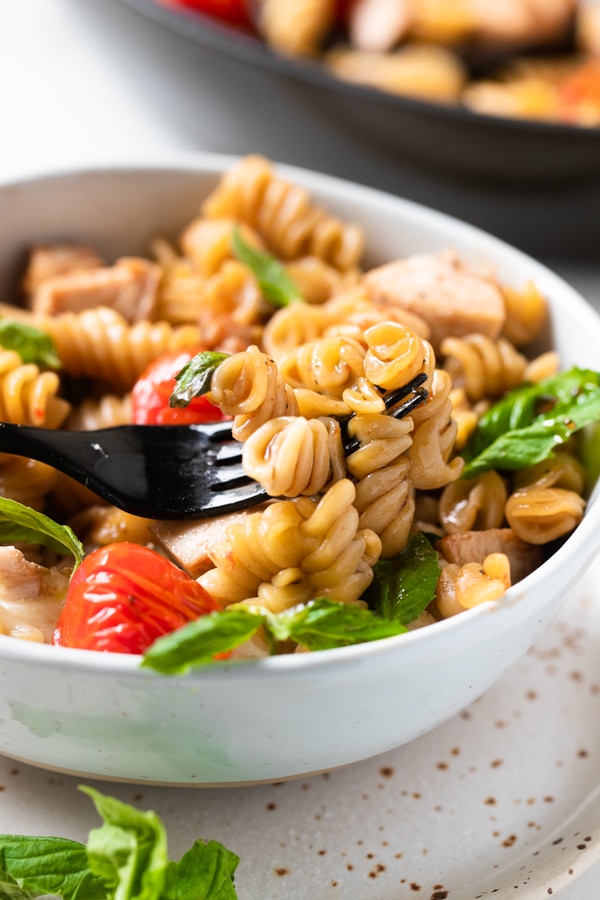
[132,348,226,426]
[53,543,220,654]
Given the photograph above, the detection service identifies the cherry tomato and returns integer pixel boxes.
[163,0,253,30]
[558,60,600,124]
[132,348,226,426]
[53,543,220,654]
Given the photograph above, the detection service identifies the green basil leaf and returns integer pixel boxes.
[163,840,239,900]
[142,599,406,674]
[141,609,266,675]
[0,835,107,900]
[463,367,600,478]
[0,320,61,369]
[0,497,83,567]
[364,532,440,624]
[263,598,407,650]
[578,422,600,493]
[231,228,303,308]
[169,352,230,408]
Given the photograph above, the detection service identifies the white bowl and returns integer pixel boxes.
[0,155,599,786]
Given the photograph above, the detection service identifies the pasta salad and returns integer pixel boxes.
[0,154,598,669]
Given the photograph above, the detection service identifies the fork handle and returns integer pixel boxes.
[0,422,146,508]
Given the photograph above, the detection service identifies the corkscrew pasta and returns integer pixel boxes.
[0,154,595,657]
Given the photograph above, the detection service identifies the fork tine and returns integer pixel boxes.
[209,459,252,488]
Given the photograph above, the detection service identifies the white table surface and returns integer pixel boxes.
[1,2,600,897]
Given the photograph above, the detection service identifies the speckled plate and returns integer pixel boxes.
[3,558,600,898]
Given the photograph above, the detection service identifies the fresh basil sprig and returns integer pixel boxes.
[363,532,440,624]
[0,785,239,900]
[462,367,600,479]
[0,319,61,369]
[142,598,407,675]
[170,350,230,408]
[231,227,303,308]
[0,497,83,567]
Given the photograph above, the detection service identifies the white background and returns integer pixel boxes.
[1,2,600,897]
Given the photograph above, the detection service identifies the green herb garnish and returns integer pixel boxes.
[0,497,83,567]
[462,367,600,479]
[231,227,303,308]
[142,598,407,675]
[364,532,440,624]
[169,351,230,408]
[0,785,239,899]
[0,320,60,368]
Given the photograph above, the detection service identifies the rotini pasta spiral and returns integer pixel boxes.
[409,369,464,489]
[436,553,511,618]
[65,394,132,431]
[36,307,201,393]
[439,470,507,534]
[202,155,365,270]
[199,479,381,613]
[440,333,527,403]
[242,415,345,497]
[353,457,415,558]
[0,350,70,429]
[505,450,587,543]
[505,486,585,544]
[208,345,299,441]
[500,280,549,348]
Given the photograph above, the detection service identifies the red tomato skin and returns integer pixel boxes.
[161,0,252,29]
[131,349,226,426]
[53,543,220,654]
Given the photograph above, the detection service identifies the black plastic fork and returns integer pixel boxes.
[0,375,427,520]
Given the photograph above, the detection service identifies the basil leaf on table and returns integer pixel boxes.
[462,366,600,479]
[0,497,84,567]
[231,227,303,308]
[0,786,240,900]
[142,600,407,675]
[0,835,104,900]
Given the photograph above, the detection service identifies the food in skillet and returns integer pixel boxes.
[166,0,600,126]
[0,155,598,668]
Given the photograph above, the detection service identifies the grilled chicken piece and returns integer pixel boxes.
[436,527,543,584]
[22,243,104,299]
[364,250,505,350]
[29,257,160,322]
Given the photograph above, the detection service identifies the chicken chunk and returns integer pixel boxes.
[364,250,506,349]
[151,505,270,579]
[436,527,543,584]
[29,257,160,322]
[0,546,70,642]
[22,243,104,299]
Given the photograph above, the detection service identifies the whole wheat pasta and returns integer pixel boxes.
[439,470,507,534]
[436,553,512,619]
[199,479,381,612]
[242,415,345,497]
[202,155,365,270]
[0,350,71,428]
[208,345,299,441]
[440,333,528,403]
[36,307,202,393]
